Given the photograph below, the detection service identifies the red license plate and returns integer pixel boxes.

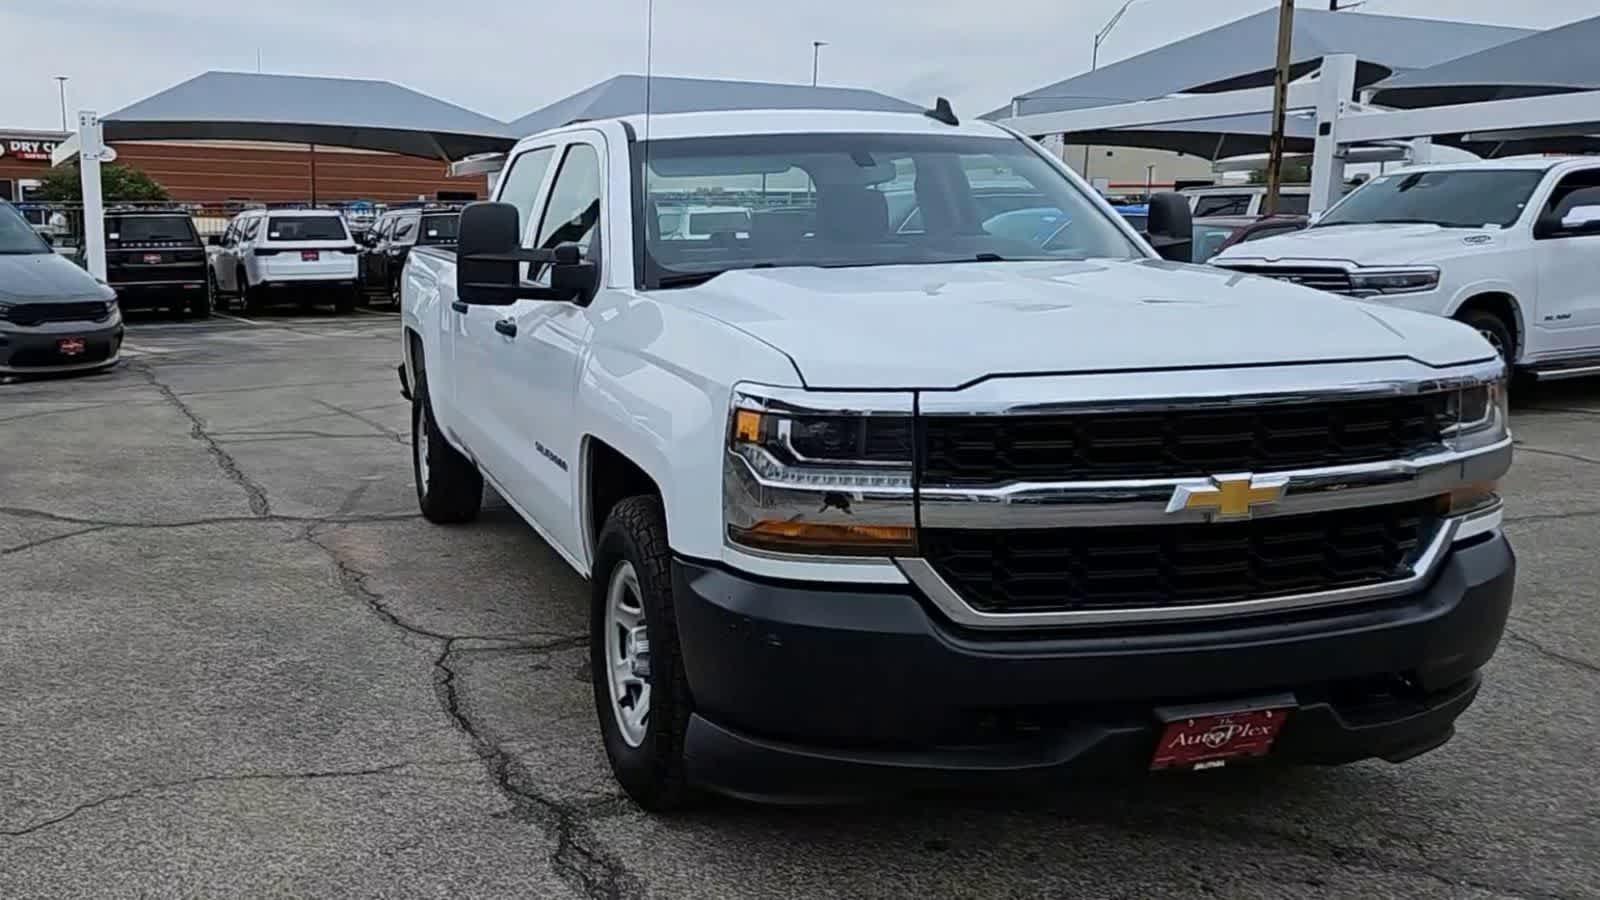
[301,250,320,261]
[1151,706,1290,771]
[57,337,86,357]
[142,253,163,264]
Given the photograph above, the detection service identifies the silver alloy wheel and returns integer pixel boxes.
[415,413,430,489]
[1480,327,1507,360]
[604,560,651,748]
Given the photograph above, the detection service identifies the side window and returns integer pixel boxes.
[1194,195,1251,217]
[395,217,418,243]
[1540,169,1600,238]
[1275,194,1310,215]
[223,221,238,245]
[242,217,261,241]
[375,217,394,240]
[533,143,602,257]
[497,146,557,237]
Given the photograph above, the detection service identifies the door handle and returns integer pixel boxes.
[494,319,518,338]
[451,300,469,313]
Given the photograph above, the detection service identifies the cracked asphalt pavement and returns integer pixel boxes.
[3,310,1597,899]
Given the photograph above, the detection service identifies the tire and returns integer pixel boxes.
[240,271,264,313]
[209,270,229,312]
[189,281,214,319]
[1458,308,1513,363]
[590,495,693,812]
[410,370,482,524]
[334,289,357,314]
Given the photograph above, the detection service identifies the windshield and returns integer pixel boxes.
[265,215,350,242]
[639,132,1142,285]
[1316,169,1544,229]
[1192,222,1243,261]
[108,215,197,245]
[419,214,459,244]
[0,202,50,254]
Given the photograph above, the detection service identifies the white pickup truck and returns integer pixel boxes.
[1214,158,1600,381]
[399,108,1514,810]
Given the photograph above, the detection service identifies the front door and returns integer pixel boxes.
[482,136,606,560]
[1533,168,1600,354]
[446,144,558,487]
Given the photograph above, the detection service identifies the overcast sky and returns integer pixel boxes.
[3,0,1594,133]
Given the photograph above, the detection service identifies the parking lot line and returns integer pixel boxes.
[215,312,264,326]
[121,342,177,355]
[355,307,399,316]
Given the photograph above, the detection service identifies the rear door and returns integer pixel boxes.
[385,215,419,294]
[362,215,393,287]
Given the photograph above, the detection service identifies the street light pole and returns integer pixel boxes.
[1084,0,1138,182]
[811,41,828,88]
[1263,0,1296,216]
[54,77,69,132]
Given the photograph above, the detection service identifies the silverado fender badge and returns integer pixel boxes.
[1167,474,1291,521]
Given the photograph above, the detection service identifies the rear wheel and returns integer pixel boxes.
[410,368,482,523]
[189,280,214,318]
[209,270,229,312]
[334,288,357,314]
[591,495,693,812]
[240,271,264,313]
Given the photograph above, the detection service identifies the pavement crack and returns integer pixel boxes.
[1505,629,1600,676]
[0,506,419,531]
[310,398,408,446]
[303,523,635,899]
[0,758,481,838]
[134,362,272,516]
[1513,443,1600,467]
[1504,508,1600,526]
[0,525,112,556]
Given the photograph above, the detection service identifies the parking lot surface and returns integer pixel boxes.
[2,309,1597,899]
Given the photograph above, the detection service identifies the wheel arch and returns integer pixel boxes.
[1450,290,1524,362]
[581,435,667,573]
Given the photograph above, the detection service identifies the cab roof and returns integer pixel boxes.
[517,108,1012,148]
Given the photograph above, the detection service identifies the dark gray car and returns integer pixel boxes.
[0,200,123,376]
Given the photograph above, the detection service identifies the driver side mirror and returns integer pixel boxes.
[457,201,597,306]
[1144,193,1194,262]
[207,235,221,247]
[1537,204,1600,239]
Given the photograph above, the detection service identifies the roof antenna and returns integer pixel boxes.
[924,97,959,126]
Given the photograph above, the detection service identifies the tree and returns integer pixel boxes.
[35,163,170,202]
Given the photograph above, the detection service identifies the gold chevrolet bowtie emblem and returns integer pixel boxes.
[1166,474,1290,521]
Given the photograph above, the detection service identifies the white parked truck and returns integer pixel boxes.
[399,107,1514,810]
[1213,158,1600,381]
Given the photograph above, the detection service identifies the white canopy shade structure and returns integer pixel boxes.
[507,74,918,138]
[1373,14,1600,110]
[52,72,518,277]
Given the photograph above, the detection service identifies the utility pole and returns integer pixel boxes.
[54,77,69,132]
[1085,0,1138,181]
[1262,0,1295,216]
[811,41,827,87]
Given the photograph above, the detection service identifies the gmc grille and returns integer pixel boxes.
[921,501,1433,615]
[918,394,1449,485]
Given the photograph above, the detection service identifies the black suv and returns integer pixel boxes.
[98,210,212,317]
[359,208,460,306]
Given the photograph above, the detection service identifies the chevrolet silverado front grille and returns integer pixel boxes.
[920,501,1434,615]
[918,394,1449,485]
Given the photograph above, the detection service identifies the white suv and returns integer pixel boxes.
[208,208,361,313]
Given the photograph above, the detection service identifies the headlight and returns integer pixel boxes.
[725,386,915,557]
[1440,376,1508,453]
[1348,267,1440,296]
[104,298,119,315]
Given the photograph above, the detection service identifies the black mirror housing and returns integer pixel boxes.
[206,235,221,247]
[1145,192,1194,262]
[456,202,523,305]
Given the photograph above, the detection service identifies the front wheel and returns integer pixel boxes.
[410,372,482,523]
[1459,308,1513,363]
[591,496,693,812]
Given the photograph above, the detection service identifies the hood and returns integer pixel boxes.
[1215,222,1503,267]
[0,253,115,304]
[665,260,1493,389]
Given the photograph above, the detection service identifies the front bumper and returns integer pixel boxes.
[673,533,1514,802]
[0,319,124,375]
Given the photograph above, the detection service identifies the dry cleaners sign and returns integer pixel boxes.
[0,138,62,161]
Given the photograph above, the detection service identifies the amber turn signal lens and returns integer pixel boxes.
[733,409,763,443]
[728,521,916,555]
[1437,481,1500,516]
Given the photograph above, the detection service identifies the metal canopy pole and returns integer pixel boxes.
[1263,0,1296,216]
[1309,54,1357,215]
[78,110,107,280]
